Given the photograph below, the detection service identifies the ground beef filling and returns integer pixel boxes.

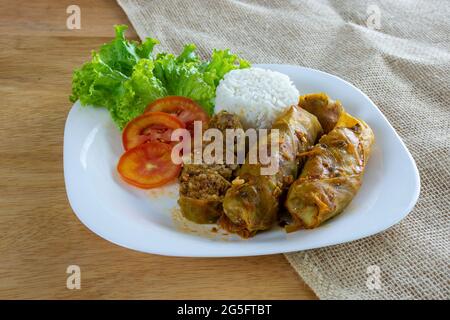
[207,111,243,132]
[180,171,231,200]
[179,111,244,201]
[180,164,234,181]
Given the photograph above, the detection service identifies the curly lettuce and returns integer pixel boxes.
[70,25,250,129]
[113,59,167,128]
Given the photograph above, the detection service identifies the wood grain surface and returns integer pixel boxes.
[0,0,316,299]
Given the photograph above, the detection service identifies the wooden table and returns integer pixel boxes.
[0,0,316,299]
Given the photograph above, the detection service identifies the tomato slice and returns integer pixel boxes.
[145,96,209,135]
[122,112,185,151]
[117,141,181,189]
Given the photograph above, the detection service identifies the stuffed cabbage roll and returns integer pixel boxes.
[298,93,343,134]
[285,112,374,230]
[178,111,243,224]
[221,106,323,237]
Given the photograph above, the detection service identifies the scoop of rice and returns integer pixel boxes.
[214,68,299,129]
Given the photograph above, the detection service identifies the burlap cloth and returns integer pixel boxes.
[117,0,449,299]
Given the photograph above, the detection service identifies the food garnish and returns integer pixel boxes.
[145,96,209,136]
[117,141,181,189]
[70,25,250,129]
[122,112,185,150]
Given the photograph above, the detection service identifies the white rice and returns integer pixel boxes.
[214,67,299,129]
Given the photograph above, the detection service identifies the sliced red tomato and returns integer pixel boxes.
[144,96,209,135]
[122,112,185,151]
[117,141,181,189]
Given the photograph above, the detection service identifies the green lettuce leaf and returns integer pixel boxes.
[70,25,250,129]
[176,44,200,64]
[70,52,128,109]
[113,59,167,128]
[153,45,249,115]
[201,49,251,86]
[153,50,216,114]
[97,25,159,76]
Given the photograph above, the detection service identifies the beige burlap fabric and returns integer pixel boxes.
[117,0,450,299]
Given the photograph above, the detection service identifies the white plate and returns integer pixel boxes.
[64,64,420,257]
